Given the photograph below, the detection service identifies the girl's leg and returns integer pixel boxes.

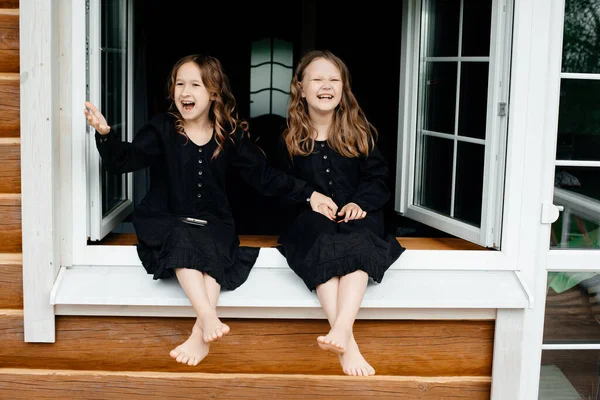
[317,270,368,352]
[170,272,225,366]
[315,273,375,376]
[175,268,230,342]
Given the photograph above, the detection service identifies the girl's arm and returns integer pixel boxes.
[232,129,337,215]
[350,144,391,212]
[85,102,162,174]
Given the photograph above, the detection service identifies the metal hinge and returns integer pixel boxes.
[498,102,508,117]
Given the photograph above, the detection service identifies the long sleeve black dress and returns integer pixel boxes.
[95,113,314,290]
[276,138,405,291]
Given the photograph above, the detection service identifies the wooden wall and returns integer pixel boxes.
[0,2,493,398]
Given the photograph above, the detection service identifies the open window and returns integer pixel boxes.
[82,0,514,250]
[396,0,513,248]
[87,0,134,240]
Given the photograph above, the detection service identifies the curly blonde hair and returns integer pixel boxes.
[283,50,377,159]
[167,54,247,159]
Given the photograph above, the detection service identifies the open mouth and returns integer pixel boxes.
[317,94,334,100]
[181,100,195,111]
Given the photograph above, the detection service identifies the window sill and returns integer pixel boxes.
[51,248,530,319]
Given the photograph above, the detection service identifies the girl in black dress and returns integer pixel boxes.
[84,54,336,367]
[277,50,405,376]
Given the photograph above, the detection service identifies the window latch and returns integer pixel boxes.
[541,203,564,224]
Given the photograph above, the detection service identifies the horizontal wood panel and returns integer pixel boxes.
[0,370,491,399]
[0,195,20,252]
[0,76,19,137]
[0,13,18,50]
[0,50,17,72]
[0,140,19,192]
[0,314,493,376]
[0,260,21,308]
[0,2,19,8]
[94,233,487,250]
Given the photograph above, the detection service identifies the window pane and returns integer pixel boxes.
[551,167,600,249]
[544,272,600,344]
[461,0,492,57]
[101,0,127,215]
[251,38,272,66]
[562,0,600,74]
[416,135,453,215]
[539,350,600,399]
[556,79,600,162]
[458,62,489,139]
[272,64,293,93]
[454,142,484,226]
[250,64,272,93]
[421,62,457,134]
[421,0,460,57]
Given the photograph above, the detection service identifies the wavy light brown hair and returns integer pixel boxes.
[167,54,247,159]
[283,50,377,159]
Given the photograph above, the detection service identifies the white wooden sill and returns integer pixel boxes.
[51,248,530,319]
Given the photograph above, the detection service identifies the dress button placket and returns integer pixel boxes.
[198,146,204,200]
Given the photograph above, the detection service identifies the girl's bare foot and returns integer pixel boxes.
[199,311,230,342]
[169,324,209,366]
[317,327,351,354]
[338,337,375,376]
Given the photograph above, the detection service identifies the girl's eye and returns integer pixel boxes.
[313,78,321,81]
[176,83,183,86]
[193,84,200,87]
[332,79,340,82]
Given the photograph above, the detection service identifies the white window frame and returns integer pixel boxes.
[396,0,512,248]
[546,72,600,271]
[87,0,135,241]
[23,1,571,398]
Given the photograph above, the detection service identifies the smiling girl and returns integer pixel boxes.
[84,54,337,367]
[277,50,405,376]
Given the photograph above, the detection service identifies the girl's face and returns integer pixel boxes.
[300,58,343,116]
[173,61,213,123]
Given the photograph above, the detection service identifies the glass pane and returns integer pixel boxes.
[271,91,290,119]
[544,272,600,344]
[421,62,457,134]
[539,350,600,399]
[556,79,600,162]
[101,0,127,215]
[461,0,492,57]
[250,64,272,93]
[416,135,453,215]
[272,39,293,66]
[454,142,484,226]
[551,167,600,249]
[421,0,460,57]
[250,91,271,118]
[562,0,600,74]
[272,64,293,93]
[251,38,271,66]
[458,62,489,139]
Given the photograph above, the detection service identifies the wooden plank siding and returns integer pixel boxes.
[0,312,494,376]
[0,370,491,399]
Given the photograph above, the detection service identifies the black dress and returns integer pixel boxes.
[276,138,405,291]
[95,114,314,290]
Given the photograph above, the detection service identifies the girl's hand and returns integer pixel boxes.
[309,191,338,221]
[84,101,111,135]
[337,202,366,223]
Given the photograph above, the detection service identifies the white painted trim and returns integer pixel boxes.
[20,0,59,343]
[542,344,600,350]
[560,72,600,80]
[395,0,420,214]
[506,0,567,398]
[51,266,528,314]
[421,129,486,145]
[55,305,496,320]
[405,206,482,245]
[553,187,600,223]
[555,160,600,168]
[490,309,526,399]
[547,250,600,271]
[76,245,512,271]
